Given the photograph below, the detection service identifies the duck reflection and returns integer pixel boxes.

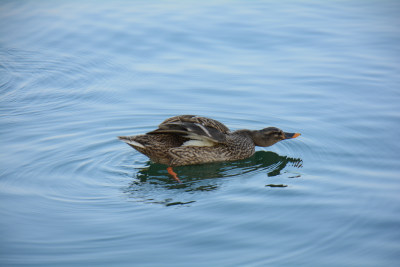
[123,151,302,206]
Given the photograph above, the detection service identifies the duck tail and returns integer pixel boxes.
[118,136,145,149]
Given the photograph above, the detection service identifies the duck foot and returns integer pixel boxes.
[167,167,182,183]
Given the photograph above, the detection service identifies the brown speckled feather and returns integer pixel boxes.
[168,133,255,166]
[147,115,230,144]
[159,115,230,134]
[119,132,255,166]
[119,134,187,165]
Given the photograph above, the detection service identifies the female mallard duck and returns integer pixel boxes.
[119,115,300,183]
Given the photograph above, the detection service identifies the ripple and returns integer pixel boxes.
[0,48,122,114]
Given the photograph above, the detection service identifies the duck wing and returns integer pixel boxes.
[147,115,230,144]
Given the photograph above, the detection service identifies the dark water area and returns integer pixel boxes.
[1,1,400,266]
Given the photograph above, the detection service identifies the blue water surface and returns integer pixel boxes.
[1,1,400,266]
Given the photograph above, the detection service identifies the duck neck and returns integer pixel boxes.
[234,129,257,140]
[235,129,265,146]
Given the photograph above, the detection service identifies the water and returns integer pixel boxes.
[1,0,400,266]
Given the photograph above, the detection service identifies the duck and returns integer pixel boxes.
[119,115,300,183]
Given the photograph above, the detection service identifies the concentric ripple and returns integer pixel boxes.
[1,0,399,266]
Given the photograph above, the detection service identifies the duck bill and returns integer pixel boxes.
[284,132,301,139]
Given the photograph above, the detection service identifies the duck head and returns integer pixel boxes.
[251,127,301,147]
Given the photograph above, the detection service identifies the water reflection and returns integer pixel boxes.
[123,151,303,206]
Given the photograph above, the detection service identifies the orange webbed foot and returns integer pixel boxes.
[167,167,182,183]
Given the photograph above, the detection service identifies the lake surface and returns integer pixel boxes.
[1,1,400,266]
